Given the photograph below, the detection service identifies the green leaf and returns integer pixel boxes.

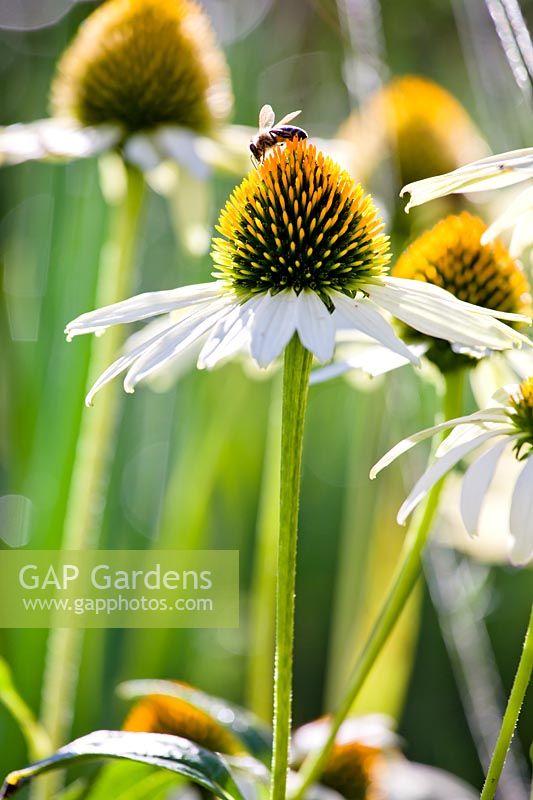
[118,680,272,763]
[85,761,183,800]
[0,730,245,800]
[0,657,51,760]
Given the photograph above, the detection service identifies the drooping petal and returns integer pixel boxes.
[397,431,502,525]
[85,317,178,406]
[367,278,531,351]
[380,276,531,324]
[509,455,533,565]
[370,410,506,479]
[122,132,162,171]
[460,438,509,536]
[400,148,533,212]
[380,759,478,800]
[295,291,336,362]
[0,119,121,165]
[311,336,426,384]
[154,126,211,180]
[490,383,522,405]
[249,291,299,367]
[509,210,533,258]
[65,282,227,338]
[198,299,259,369]
[123,298,232,392]
[435,417,511,457]
[481,185,533,245]
[331,293,420,366]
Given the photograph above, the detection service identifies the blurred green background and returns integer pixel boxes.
[0,0,532,794]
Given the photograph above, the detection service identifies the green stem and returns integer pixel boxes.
[480,604,533,800]
[35,161,145,799]
[270,336,312,800]
[247,374,282,721]
[292,369,464,800]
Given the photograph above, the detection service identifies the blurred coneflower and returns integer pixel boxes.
[0,0,244,176]
[338,76,488,189]
[313,213,532,387]
[292,716,477,800]
[65,141,529,403]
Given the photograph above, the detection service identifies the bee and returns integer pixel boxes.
[249,104,308,165]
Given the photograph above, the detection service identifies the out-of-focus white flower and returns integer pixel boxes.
[371,380,533,565]
[0,0,251,181]
[291,716,477,800]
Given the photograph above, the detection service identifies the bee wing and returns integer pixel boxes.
[259,104,276,129]
[276,109,302,126]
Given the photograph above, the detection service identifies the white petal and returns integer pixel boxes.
[380,276,531,324]
[370,410,507,479]
[198,299,258,369]
[460,438,509,536]
[0,119,121,165]
[380,759,478,800]
[367,278,531,351]
[311,339,426,384]
[154,126,210,179]
[509,210,533,257]
[435,417,511,457]
[123,299,232,392]
[490,383,521,405]
[249,291,299,367]
[509,455,533,565]
[481,185,533,244]
[310,361,355,384]
[65,282,228,338]
[123,132,162,171]
[295,291,336,362]
[398,431,500,524]
[85,319,178,406]
[401,148,533,211]
[331,293,420,366]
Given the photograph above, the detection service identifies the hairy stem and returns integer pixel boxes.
[480,604,533,800]
[270,336,312,800]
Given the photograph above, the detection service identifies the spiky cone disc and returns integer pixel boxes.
[339,76,487,186]
[392,212,532,372]
[51,0,232,135]
[509,377,533,458]
[211,138,391,310]
[123,693,244,755]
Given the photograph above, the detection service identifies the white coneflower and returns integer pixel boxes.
[0,0,243,177]
[371,378,533,565]
[291,716,477,800]
[401,148,533,257]
[313,213,533,386]
[65,139,531,405]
